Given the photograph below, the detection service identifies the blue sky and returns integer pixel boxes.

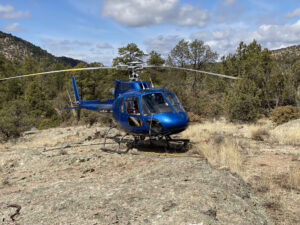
[1,0,300,65]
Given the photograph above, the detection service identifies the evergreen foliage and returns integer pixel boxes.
[225,79,261,122]
[0,37,299,140]
[113,43,146,66]
[147,51,165,66]
[0,100,34,140]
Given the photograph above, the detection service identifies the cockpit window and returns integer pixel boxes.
[142,93,173,115]
[164,92,185,112]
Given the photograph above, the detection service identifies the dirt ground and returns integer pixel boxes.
[0,124,274,225]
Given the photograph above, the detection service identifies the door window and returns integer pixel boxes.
[126,97,140,115]
[126,97,143,127]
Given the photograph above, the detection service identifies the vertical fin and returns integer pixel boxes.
[72,77,80,101]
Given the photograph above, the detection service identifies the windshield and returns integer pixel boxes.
[164,92,185,112]
[142,93,173,115]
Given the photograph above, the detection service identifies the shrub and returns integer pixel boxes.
[271,105,300,125]
[0,100,34,141]
[82,111,100,126]
[225,79,261,122]
[184,93,224,119]
[187,112,202,122]
[38,116,61,130]
[251,128,269,141]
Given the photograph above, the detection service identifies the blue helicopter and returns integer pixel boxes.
[0,60,239,152]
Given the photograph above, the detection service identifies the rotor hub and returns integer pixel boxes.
[127,62,143,81]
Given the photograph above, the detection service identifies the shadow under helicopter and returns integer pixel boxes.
[101,134,190,154]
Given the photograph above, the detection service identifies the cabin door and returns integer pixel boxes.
[124,96,144,131]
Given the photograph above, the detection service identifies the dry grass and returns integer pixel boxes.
[288,166,300,190]
[184,117,274,140]
[183,118,299,192]
[202,138,243,174]
[182,119,243,174]
[182,118,238,140]
[184,117,300,146]
[270,120,300,146]
[270,166,300,191]
[251,127,270,141]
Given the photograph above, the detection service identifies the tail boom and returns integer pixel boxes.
[72,77,81,102]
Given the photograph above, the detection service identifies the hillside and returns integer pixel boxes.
[0,31,82,66]
[271,45,300,58]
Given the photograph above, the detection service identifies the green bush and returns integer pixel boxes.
[38,116,61,130]
[224,79,262,122]
[82,111,100,126]
[182,91,224,119]
[271,106,300,125]
[0,100,34,141]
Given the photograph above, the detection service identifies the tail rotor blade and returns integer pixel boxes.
[67,90,76,116]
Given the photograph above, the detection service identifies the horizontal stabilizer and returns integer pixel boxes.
[64,106,79,110]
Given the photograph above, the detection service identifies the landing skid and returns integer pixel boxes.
[101,126,190,154]
[142,135,190,152]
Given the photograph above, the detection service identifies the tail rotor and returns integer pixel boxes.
[66,89,81,121]
[67,90,76,117]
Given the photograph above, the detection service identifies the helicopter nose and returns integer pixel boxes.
[158,112,189,132]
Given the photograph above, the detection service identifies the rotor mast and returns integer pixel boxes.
[127,61,143,81]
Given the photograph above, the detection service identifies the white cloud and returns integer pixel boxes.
[102,0,178,27]
[189,19,300,58]
[222,0,238,6]
[0,4,30,20]
[286,8,300,18]
[253,20,300,46]
[96,42,114,49]
[41,38,116,65]
[176,6,210,27]
[44,39,93,51]
[2,23,25,33]
[143,35,182,56]
[192,27,250,57]
[61,52,114,66]
[102,0,210,27]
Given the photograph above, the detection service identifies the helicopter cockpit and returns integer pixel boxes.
[117,90,188,132]
[142,92,185,116]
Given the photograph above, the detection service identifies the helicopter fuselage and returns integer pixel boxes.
[72,77,189,137]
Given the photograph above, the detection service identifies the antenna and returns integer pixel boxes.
[149,76,154,88]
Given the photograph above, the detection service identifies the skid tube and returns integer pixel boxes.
[101,126,190,154]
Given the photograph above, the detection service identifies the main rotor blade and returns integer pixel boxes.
[0,66,116,82]
[145,65,240,80]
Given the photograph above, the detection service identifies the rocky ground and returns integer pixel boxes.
[0,125,272,225]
